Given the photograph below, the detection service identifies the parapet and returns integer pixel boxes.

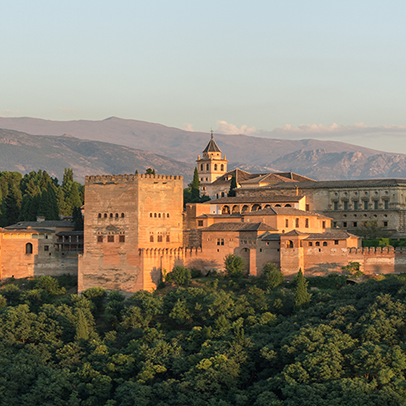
[85,173,183,185]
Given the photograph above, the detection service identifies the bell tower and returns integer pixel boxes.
[196,130,228,195]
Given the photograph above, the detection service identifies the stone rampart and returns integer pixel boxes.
[85,174,183,184]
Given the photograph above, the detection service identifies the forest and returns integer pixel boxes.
[1,267,406,406]
[0,168,83,227]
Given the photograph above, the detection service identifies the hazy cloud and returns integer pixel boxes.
[183,123,195,132]
[0,109,20,116]
[216,120,257,135]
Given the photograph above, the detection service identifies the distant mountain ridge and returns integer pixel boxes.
[0,116,405,181]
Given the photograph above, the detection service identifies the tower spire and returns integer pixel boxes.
[210,128,214,139]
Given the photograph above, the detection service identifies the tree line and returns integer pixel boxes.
[0,168,83,228]
[1,266,405,405]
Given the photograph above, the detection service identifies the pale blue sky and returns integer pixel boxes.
[2,1,406,139]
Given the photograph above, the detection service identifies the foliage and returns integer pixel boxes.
[342,261,364,278]
[3,274,406,404]
[165,266,191,286]
[228,172,237,197]
[183,167,211,205]
[72,206,84,231]
[262,262,284,289]
[354,220,390,239]
[294,268,312,308]
[224,254,245,278]
[145,168,156,175]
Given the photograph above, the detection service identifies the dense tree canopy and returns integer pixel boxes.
[2,271,406,405]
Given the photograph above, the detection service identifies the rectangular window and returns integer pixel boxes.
[285,219,289,227]
[322,221,325,229]
[158,235,163,242]
[119,235,125,243]
[354,201,359,210]
[305,218,309,228]
[332,221,337,227]
[107,235,114,243]
[295,218,299,228]
[343,201,348,210]
[343,222,347,228]
[166,235,170,242]
[44,245,49,251]
[334,240,339,245]
[374,200,379,210]
[306,204,310,211]
[334,201,338,210]
[97,236,103,243]
[353,222,357,228]
[385,200,389,209]
[383,221,388,227]
[198,220,204,227]
[308,242,313,247]
[364,200,368,210]
[150,235,154,242]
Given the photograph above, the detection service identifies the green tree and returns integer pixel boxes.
[190,167,200,201]
[224,254,245,278]
[228,172,237,197]
[262,262,284,289]
[75,309,89,340]
[72,206,84,231]
[166,266,191,286]
[145,168,156,175]
[68,183,82,212]
[294,268,311,308]
[342,261,364,278]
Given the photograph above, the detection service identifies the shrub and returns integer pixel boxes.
[224,254,245,278]
[190,268,202,278]
[82,287,107,311]
[35,276,65,295]
[262,262,284,289]
[166,266,191,286]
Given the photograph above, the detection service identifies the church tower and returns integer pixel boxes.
[196,130,228,196]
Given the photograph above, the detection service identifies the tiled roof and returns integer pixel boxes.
[56,231,84,236]
[243,207,331,219]
[200,222,278,232]
[6,220,74,229]
[304,231,359,240]
[260,232,281,241]
[205,195,304,204]
[203,138,221,153]
[283,230,309,236]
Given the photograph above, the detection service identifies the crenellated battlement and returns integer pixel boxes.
[85,173,183,185]
[347,246,406,255]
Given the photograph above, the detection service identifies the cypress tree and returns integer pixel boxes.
[68,183,82,213]
[73,206,84,231]
[75,309,89,340]
[294,268,312,308]
[228,172,237,197]
[191,167,200,201]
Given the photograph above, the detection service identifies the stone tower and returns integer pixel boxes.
[196,130,228,196]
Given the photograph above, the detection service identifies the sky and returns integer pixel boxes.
[2,1,406,152]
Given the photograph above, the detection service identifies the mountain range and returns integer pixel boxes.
[0,116,404,182]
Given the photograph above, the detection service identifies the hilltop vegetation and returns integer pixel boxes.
[1,272,406,405]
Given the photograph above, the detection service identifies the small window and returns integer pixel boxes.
[44,245,49,252]
[385,200,389,209]
[295,218,299,228]
[383,221,388,227]
[98,213,101,218]
[353,222,358,227]
[158,213,161,218]
[154,213,157,218]
[200,164,203,171]
[354,201,359,210]
[26,243,33,254]
[309,242,313,247]
[97,236,103,243]
[150,235,154,242]
[166,235,170,242]
[119,235,125,243]
[167,213,170,218]
[104,213,107,218]
[343,222,347,228]
[214,164,217,171]
[285,219,289,227]
[110,213,113,218]
[158,235,163,242]
[334,240,339,245]
[315,242,320,247]
[221,164,224,171]
[198,220,204,227]
[306,204,310,211]
[150,213,153,217]
[343,201,348,210]
[334,201,338,210]
[322,221,325,228]
[364,201,368,210]
[121,213,125,218]
[374,201,379,210]
[107,235,114,243]
[323,242,327,246]
[306,219,310,228]
[206,164,209,171]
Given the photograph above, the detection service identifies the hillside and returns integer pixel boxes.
[1,117,406,180]
[0,129,195,182]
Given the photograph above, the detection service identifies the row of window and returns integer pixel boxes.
[149,213,170,219]
[149,235,170,242]
[98,213,125,218]
[97,235,125,243]
[333,200,389,210]
[308,241,339,247]
[200,163,224,172]
[338,221,388,228]
[334,191,390,197]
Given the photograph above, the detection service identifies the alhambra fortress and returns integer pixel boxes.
[3,135,406,292]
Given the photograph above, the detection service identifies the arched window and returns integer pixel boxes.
[200,164,204,171]
[232,205,240,214]
[221,164,224,171]
[222,205,230,214]
[241,205,249,213]
[98,213,101,218]
[264,205,271,209]
[116,213,119,218]
[287,240,294,248]
[26,243,33,254]
[315,241,320,246]
[275,204,281,207]
[252,204,261,211]
[167,213,170,218]
[285,204,292,207]
[323,242,328,246]
[214,164,217,171]
[206,164,209,171]
[121,213,125,218]
[221,192,225,197]
[104,213,107,218]
[110,213,113,218]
